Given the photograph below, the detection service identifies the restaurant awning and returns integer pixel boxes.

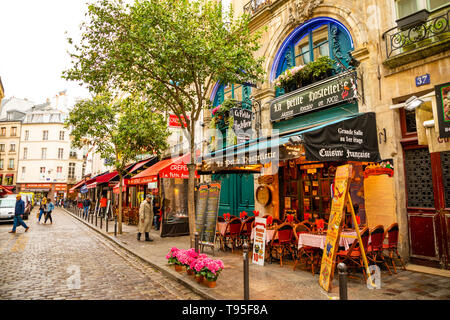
[69,179,87,193]
[86,182,97,189]
[96,171,119,185]
[199,112,381,172]
[0,185,14,194]
[129,154,198,185]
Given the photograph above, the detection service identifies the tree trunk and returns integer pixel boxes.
[118,173,123,234]
[187,133,196,248]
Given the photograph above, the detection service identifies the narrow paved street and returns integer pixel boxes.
[0,208,202,300]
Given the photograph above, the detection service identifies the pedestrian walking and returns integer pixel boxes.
[99,195,108,218]
[137,194,153,242]
[37,202,46,223]
[82,197,91,219]
[44,198,54,224]
[9,194,29,233]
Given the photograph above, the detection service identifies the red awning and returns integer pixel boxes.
[86,182,97,189]
[69,179,87,192]
[0,185,13,194]
[129,154,198,185]
[96,171,119,184]
[128,158,154,174]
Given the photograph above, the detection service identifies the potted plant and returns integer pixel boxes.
[166,247,183,271]
[185,248,199,275]
[191,256,208,283]
[307,56,334,82]
[201,258,225,288]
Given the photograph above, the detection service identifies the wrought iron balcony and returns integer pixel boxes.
[243,0,273,17]
[382,7,450,66]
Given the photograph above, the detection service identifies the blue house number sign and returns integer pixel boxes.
[416,74,430,87]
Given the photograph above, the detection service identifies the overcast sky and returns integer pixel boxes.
[0,0,96,104]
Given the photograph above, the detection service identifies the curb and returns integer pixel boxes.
[62,207,217,300]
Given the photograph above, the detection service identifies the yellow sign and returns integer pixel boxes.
[319,164,352,292]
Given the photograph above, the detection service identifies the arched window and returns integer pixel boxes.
[271,17,354,96]
[212,83,252,109]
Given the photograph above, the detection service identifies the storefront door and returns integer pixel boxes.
[403,146,450,269]
[212,173,255,217]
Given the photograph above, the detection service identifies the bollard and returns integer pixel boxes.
[106,215,108,233]
[100,214,102,229]
[95,213,98,227]
[243,242,250,300]
[194,232,200,254]
[114,216,117,237]
[338,263,348,300]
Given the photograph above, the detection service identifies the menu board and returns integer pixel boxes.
[364,173,396,229]
[252,217,267,266]
[319,164,352,292]
[200,182,221,244]
[195,184,209,238]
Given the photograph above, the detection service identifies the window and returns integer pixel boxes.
[58,148,64,159]
[395,0,448,19]
[0,144,5,152]
[43,130,48,140]
[0,127,5,136]
[9,143,15,152]
[23,147,28,159]
[40,167,45,180]
[68,163,75,179]
[41,148,47,159]
[5,175,13,185]
[57,166,62,179]
[82,162,86,177]
[0,160,3,169]
[70,151,77,158]
[25,130,29,141]
[10,127,17,136]
[8,159,14,170]
[59,131,65,140]
[21,167,26,180]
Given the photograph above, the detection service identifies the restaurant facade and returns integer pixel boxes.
[199,0,450,269]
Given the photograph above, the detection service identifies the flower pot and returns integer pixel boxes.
[175,264,184,272]
[195,274,204,283]
[186,268,194,275]
[205,280,217,288]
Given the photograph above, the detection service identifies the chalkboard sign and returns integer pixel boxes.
[195,184,209,238]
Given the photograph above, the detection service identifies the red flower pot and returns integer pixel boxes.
[175,264,183,272]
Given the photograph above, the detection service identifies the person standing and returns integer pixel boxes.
[99,195,108,218]
[82,197,91,219]
[9,195,29,233]
[137,194,153,242]
[44,198,54,224]
[37,202,46,223]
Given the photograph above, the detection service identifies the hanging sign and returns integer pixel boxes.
[270,72,358,122]
[319,164,352,292]
[303,112,381,162]
[435,82,450,138]
[252,217,267,266]
[168,114,189,128]
[231,107,253,143]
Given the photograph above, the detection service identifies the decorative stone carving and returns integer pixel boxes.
[288,0,324,26]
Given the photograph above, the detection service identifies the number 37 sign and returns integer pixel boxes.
[416,74,430,87]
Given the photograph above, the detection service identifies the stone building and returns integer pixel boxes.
[200,0,449,269]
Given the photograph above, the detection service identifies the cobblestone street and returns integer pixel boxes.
[0,208,202,300]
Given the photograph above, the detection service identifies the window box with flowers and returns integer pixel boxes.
[273,56,335,93]
[209,99,239,150]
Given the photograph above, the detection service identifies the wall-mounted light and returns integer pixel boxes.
[378,128,386,144]
[404,96,424,111]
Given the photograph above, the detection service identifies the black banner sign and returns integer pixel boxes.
[270,72,358,122]
[195,184,208,238]
[231,107,253,143]
[435,82,450,138]
[303,112,381,162]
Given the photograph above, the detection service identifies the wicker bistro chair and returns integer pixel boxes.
[268,223,295,267]
[382,223,406,273]
[336,227,370,281]
[284,216,300,225]
[368,225,392,275]
[292,223,319,275]
[240,216,255,245]
[220,217,243,252]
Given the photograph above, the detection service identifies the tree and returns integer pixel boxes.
[63,0,265,245]
[66,93,169,234]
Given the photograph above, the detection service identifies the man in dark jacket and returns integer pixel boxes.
[9,195,29,233]
[82,197,91,219]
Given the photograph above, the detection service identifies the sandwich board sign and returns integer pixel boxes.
[319,164,373,292]
[252,217,267,266]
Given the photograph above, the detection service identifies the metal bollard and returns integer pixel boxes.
[338,263,348,300]
[106,215,108,233]
[95,213,97,227]
[194,232,200,254]
[243,242,250,300]
[114,216,117,237]
[100,215,102,229]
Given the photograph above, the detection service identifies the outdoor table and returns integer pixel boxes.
[297,230,358,251]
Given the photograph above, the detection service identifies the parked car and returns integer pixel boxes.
[0,194,30,221]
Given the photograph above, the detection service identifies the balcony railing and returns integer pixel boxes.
[382,7,450,60]
[243,0,272,17]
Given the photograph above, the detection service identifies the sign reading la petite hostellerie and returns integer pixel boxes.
[270,72,358,122]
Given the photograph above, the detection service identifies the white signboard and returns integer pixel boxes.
[252,217,267,266]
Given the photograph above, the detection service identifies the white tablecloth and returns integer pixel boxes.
[250,228,276,244]
[297,231,357,250]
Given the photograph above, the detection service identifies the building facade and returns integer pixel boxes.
[200,0,449,268]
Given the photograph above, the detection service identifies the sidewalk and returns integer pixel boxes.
[62,207,450,300]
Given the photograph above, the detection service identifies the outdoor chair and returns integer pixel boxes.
[268,223,295,267]
[284,216,300,225]
[217,216,225,222]
[382,223,406,273]
[336,226,370,281]
[292,223,319,275]
[368,225,392,275]
[221,217,243,252]
[240,216,255,245]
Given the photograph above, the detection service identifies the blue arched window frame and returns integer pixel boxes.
[270,17,355,96]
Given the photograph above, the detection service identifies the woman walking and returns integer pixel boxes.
[37,202,46,223]
[44,198,54,224]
